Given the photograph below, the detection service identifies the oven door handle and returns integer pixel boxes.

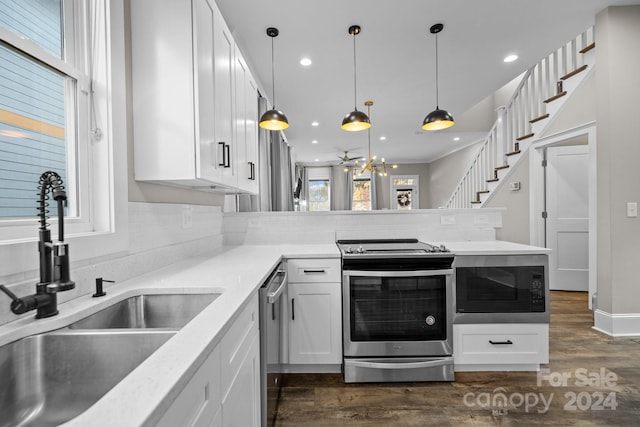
[346,359,450,370]
[343,269,453,278]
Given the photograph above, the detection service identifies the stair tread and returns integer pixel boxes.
[530,113,550,124]
[478,190,490,194]
[516,133,534,141]
[579,42,595,54]
[470,200,482,204]
[505,150,521,157]
[486,178,499,183]
[495,165,510,170]
[561,64,588,81]
[544,91,567,103]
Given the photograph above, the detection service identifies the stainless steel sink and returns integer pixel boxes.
[68,293,220,329]
[0,329,174,427]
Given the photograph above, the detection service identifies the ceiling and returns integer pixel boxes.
[215,0,639,165]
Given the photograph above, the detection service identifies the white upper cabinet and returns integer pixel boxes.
[130,0,259,193]
[234,46,260,194]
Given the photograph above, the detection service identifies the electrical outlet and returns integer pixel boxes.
[627,202,638,218]
[181,205,193,229]
[440,215,456,225]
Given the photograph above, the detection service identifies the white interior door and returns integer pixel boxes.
[546,145,589,291]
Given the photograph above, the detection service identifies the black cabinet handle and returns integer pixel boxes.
[291,298,295,320]
[224,144,230,168]
[489,340,513,345]
[218,142,226,167]
[251,162,256,180]
[303,269,325,273]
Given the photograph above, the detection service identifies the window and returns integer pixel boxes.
[308,179,330,211]
[352,177,371,211]
[0,0,95,238]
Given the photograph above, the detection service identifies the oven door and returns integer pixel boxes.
[342,268,453,358]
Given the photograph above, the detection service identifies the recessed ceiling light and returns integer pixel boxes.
[311,121,319,127]
[300,57,312,66]
[453,137,460,141]
[314,158,319,162]
[503,54,518,63]
[312,140,318,144]
[379,136,387,141]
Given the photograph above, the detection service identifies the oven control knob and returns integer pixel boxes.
[345,246,353,254]
[425,315,436,326]
[357,245,365,254]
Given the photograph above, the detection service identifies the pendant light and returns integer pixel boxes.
[341,25,370,132]
[259,27,289,131]
[422,23,455,131]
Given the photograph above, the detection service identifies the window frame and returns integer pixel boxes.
[0,0,127,278]
[0,1,92,241]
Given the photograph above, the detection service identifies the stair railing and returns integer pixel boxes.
[445,27,594,209]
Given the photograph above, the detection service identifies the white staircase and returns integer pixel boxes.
[445,27,595,209]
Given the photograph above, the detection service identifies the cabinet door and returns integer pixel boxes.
[221,330,260,427]
[234,46,248,191]
[289,282,342,364]
[213,4,235,186]
[193,0,220,182]
[243,75,260,194]
[156,346,221,427]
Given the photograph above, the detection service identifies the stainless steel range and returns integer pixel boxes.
[337,239,455,383]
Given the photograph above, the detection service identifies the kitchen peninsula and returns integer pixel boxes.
[0,208,551,426]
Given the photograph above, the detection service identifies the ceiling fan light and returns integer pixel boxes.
[259,108,289,130]
[341,109,371,131]
[422,108,455,131]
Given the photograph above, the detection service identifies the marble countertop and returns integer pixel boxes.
[0,240,549,426]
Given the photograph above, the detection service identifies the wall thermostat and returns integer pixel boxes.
[509,181,521,191]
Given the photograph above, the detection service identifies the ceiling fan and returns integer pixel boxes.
[337,150,362,164]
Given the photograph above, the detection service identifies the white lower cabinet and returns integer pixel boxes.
[156,346,222,427]
[454,323,549,371]
[286,258,342,366]
[220,293,260,426]
[288,281,342,365]
[157,294,260,427]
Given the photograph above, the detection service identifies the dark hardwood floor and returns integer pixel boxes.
[274,291,640,426]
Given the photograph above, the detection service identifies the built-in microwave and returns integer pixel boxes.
[453,255,549,324]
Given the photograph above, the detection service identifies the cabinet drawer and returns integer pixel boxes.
[287,258,341,283]
[454,323,549,365]
[220,293,258,397]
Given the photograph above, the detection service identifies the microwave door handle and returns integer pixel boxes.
[344,269,453,278]
[347,359,450,370]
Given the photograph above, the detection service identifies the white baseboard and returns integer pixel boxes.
[593,309,640,337]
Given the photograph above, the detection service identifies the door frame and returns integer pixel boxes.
[529,122,597,307]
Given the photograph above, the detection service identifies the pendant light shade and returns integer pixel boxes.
[422,23,454,131]
[341,25,370,132]
[260,27,289,131]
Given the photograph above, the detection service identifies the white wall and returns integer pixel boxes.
[595,6,640,320]
[428,142,484,208]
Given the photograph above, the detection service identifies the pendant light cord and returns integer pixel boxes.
[434,31,439,109]
[271,36,276,108]
[353,33,357,109]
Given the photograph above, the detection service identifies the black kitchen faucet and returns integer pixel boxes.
[0,171,75,318]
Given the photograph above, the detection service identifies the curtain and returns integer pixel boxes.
[371,173,378,210]
[345,171,353,211]
[294,165,308,211]
[270,131,294,211]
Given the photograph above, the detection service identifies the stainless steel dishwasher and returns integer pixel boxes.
[259,262,287,427]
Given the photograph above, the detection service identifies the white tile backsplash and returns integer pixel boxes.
[0,203,223,327]
[223,209,503,246]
